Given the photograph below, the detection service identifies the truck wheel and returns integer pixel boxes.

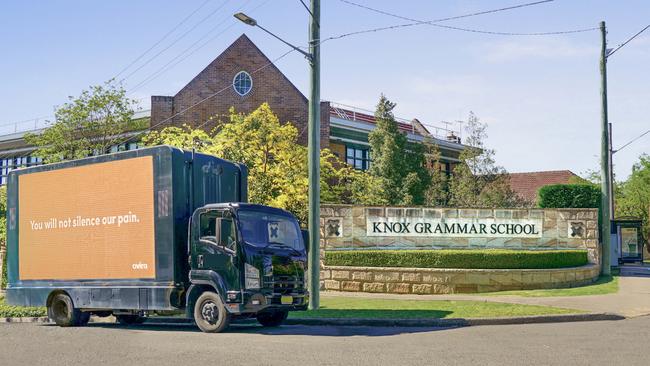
[115,314,145,325]
[256,310,288,327]
[48,293,83,327]
[194,291,230,333]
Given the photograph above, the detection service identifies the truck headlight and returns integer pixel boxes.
[245,263,260,289]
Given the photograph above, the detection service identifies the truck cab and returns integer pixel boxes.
[187,203,308,332]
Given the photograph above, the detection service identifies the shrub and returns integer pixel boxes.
[325,249,588,269]
[0,298,47,318]
[1,251,6,290]
[538,184,601,209]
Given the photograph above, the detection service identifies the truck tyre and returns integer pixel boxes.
[194,291,230,333]
[116,314,146,325]
[48,293,83,327]
[256,310,288,327]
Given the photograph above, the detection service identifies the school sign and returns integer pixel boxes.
[367,217,542,238]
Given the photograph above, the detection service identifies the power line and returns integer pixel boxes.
[339,0,554,24]
[128,15,240,92]
[320,22,598,44]
[614,128,650,153]
[113,0,212,80]
[607,24,650,58]
[129,0,265,93]
[121,0,233,82]
[322,0,598,44]
[298,0,319,28]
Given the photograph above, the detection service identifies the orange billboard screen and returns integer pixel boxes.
[18,156,156,280]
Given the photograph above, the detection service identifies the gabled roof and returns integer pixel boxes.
[509,170,579,203]
[174,34,307,104]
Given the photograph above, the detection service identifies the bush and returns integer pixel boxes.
[325,249,588,269]
[538,184,601,209]
[0,298,47,318]
[1,251,6,290]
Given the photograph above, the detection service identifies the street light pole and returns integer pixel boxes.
[307,0,321,310]
[599,21,612,275]
[234,2,321,309]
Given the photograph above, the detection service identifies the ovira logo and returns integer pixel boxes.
[132,262,149,270]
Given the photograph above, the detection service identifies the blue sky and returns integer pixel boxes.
[1,0,648,180]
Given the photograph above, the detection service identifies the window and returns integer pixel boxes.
[233,71,252,96]
[346,146,371,170]
[27,156,42,166]
[199,211,236,251]
[0,159,10,185]
[237,210,303,250]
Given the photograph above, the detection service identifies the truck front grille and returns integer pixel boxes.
[263,275,304,294]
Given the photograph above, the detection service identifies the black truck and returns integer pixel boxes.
[5,146,308,332]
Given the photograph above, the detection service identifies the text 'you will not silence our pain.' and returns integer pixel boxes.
[29,212,141,231]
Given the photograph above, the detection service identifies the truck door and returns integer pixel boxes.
[191,209,240,290]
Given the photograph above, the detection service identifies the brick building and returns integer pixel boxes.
[0,34,467,182]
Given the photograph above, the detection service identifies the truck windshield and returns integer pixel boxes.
[237,210,303,251]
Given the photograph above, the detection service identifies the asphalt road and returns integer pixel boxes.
[1,317,650,366]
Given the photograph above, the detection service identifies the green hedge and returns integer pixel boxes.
[0,298,47,318]
[538,184,601,209]
[1,251,6,290]
[325,249,588,269]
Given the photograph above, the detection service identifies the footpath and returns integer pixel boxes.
[322,276,650,318]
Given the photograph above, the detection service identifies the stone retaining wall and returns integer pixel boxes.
[321,264,600,294]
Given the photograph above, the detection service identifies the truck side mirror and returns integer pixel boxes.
[301,229,310,252]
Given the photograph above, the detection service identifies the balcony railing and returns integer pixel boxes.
[329,102,462,143]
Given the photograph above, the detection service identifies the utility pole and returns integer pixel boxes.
[599,21,611,275]
[307,0,321,310]
[608,123,614,219]
[234,0,321,310]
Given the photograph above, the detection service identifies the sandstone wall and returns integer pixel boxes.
[321,264,600,294]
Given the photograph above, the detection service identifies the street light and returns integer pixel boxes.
[234,12,313,61]
[233,12,257,26]
[234,3,321,310]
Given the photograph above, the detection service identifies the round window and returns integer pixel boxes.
[233,71,252,96]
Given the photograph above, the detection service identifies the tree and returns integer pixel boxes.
[448,112,525,208]
[424,141,449,206]
[25,80,143,163]
[368,94,429,205]
[143,103,383,223]
[616,154,650,239]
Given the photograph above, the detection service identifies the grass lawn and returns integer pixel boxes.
[479,275,618,297]
[289,296,582,319]
[0,296,47,318]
